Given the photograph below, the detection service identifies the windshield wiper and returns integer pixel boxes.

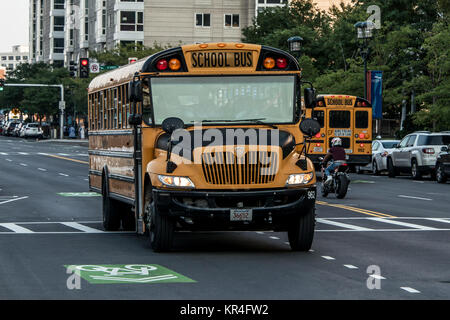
[193,118,278,129]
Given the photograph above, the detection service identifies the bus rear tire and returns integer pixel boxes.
[121,203,136,231]
[102,189,121,231]
[288,206,315,252]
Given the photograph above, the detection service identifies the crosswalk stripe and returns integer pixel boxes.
[0,223,34,233]
[60,222,103,233]
[367,218,438,230]
[317,218,373,231]
[426,218,450,224]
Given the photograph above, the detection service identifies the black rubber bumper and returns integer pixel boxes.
[309,154,371,165]
[152,187,316,229]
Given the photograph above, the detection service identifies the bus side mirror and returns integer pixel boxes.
[304,88,316,109]
[300,118,321,138]
[162,117,185,134]
[128,80,143,103]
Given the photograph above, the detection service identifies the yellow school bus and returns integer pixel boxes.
[304,94,373,168]
[88,43,320,252]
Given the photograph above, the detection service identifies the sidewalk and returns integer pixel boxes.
[37,138,89,146]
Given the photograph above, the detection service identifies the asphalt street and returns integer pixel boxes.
[0,135,449,299]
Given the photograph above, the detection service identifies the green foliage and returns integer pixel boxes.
[242,0,450,132]
[89,42,169,66]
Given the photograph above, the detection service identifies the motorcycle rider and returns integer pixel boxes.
[322,137,346,183]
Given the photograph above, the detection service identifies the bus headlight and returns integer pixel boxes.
[158,175,195,188]
[286,173,314,185]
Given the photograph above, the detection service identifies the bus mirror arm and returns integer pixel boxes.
[165,140,177,174]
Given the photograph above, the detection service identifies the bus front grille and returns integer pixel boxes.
[201,151,278,185]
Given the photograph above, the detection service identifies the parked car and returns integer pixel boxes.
[20,123,43,138]
[436,144,450,183]
[356,139,400,175]
[387,131,450,179]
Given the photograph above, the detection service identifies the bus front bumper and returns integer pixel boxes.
[152,187,316,231]
[309,154,372,165]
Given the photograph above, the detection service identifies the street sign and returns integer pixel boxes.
[59,101,66,110]
[90,63,100,73]
[100,65,119,71]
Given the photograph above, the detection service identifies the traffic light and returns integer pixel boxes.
[79,58,90,78]
[69,61,78,77]
[128,57,138,64]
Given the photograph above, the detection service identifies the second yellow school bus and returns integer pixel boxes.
[304,94,373,168]
[88,43,321,252]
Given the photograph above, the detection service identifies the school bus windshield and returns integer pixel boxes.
[150,75,295,125]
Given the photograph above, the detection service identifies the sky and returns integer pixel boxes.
[0,0,29,52]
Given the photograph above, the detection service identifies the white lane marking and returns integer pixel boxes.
[398,195,432,201]
[426,218,450,224]
[413,181,425,184]
[284,241,289,245]
[321,256,335,260]
[309,249,314,252]
[20,163,28,166]
[58,173,69,177]
[317,218,372,231]
[269,236,280,240]
[0,152,8,155]
[370,274,386,280]
[256,231,264,234]
[58,153,70,156]
[0,223,33,233]
[84,178,89,181]
[38,168,47,171]
[0,196,28,205]
[18,152,29,155]
[6,159,12,162]
[60,222,103,233]
[400,287,420,293]
[38,152,49,156]
[344,264,358,269]
[368,217,438,230]
[316,229,450,232]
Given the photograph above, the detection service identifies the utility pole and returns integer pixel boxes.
[4,83,65,139]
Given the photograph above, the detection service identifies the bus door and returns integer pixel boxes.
[327,108,353,158]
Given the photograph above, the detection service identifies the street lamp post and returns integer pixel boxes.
[287,36,304,60]
[354,21,374,100]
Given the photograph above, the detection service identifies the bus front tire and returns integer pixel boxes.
[288,206,315,252]
[145,195,174,252]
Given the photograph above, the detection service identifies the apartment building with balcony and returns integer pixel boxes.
[143,0,289,47]
[29,0,292,69]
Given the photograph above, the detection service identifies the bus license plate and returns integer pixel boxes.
[313,147,323,153]
[230,209,253,222]
[334,129,352,137]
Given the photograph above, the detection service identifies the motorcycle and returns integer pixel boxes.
[319,158,350,199]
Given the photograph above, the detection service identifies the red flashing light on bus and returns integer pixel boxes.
[156,59,168,71]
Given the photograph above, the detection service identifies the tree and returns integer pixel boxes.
[89,42,168,66]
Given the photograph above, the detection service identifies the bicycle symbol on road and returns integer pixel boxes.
[65,264,195,284]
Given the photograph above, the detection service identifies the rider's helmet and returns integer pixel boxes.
[331,137,342,147]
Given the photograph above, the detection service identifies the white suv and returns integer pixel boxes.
[387,131,450,179]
